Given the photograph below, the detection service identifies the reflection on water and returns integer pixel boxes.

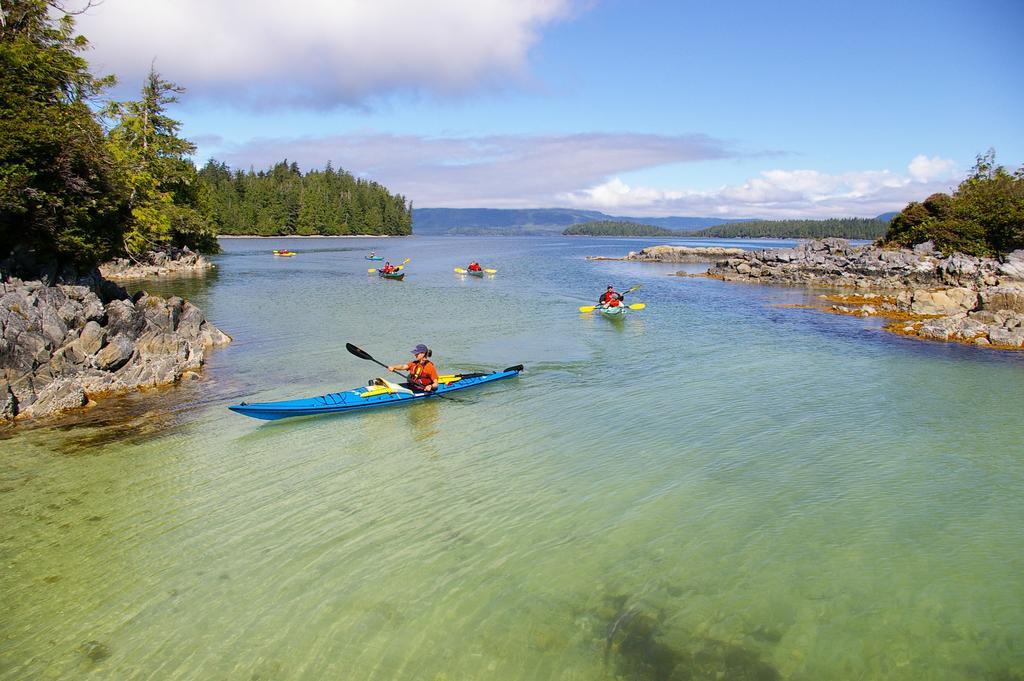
[1,236,1023,680]
[407,398,442,446]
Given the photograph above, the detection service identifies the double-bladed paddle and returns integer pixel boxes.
[345,342,460,400]
[578,284,643,313]
[454,267,498,274]
[368,258,410,273]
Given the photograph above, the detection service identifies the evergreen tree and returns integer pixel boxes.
[0,0,128,270]
[884,150,1024,257]
[104,66,219,254]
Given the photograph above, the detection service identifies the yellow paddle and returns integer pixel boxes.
[455,267,497,274]
[577,284,643,313]
[369,258,410,273]
[579,302,646,313]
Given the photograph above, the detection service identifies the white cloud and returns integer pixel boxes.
[74,0,576,108]
[561,159,965,218]
[907,154,958,182]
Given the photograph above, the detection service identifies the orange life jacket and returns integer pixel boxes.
[406,360,438,389]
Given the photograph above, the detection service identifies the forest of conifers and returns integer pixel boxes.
[563,221,678,236]
[691,218,889,239]
[198,160,412,237]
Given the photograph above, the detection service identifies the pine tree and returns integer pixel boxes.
[105,65,219,254]
[0,0,128,270]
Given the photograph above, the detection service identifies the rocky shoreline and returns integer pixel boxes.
[590,245,747,263]
[2,250,229,422]
[99,246,214,281]
[608,239,1024,350]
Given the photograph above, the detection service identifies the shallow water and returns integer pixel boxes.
[2,236,1022,680]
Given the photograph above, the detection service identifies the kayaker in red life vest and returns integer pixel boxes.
[467,262,482,272]
[598,285,623,308]
[387,344,440,392]
[381,261,395,274]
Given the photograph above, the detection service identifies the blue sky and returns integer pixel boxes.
[76,0,1023,218]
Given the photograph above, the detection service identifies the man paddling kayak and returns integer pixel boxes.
[387,344,439,393]
[598,285,624,308]
[467,261,482,272]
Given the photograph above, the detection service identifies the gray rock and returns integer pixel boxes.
[95,334,135,372]
[989,327,1024,348]
[999,250,1024,281]
[2,275,230,421]
[980,285,1024,314]
[909,288,978,316]
[74,321,107,357]
[104,299,145,339]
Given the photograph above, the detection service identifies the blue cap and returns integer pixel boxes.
[411,344,429,355]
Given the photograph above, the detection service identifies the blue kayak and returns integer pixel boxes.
[229,365,524,420]
[365,255,384,260]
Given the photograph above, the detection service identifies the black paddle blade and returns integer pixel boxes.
[345,342,374,361]
[503,364,524,373]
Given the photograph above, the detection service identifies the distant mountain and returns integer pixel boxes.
[412,208,743,235]
[875,211,898,222]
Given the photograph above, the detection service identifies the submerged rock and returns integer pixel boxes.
[603,605,781,681]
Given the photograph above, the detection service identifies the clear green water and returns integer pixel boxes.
[2,236,1023,680]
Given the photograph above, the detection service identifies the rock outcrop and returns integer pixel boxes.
[99,246,214,281]
[700,240,1024,350]
[1,277,230,421]
[628,245,748,262]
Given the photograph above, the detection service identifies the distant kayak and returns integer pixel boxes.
[365,256,384,260]
[378,270,405,280]
[229,365,524,420]
[273,250,296,256]
[454,266,496,276]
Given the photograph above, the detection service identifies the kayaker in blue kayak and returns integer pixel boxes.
[598,285,624,308]
[387,344,439,393]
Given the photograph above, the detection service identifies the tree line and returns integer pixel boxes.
[564,220,677,236]
[692,218,889,239]
[198,160,411,237]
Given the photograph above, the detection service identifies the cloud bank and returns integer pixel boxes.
[560,154,962,218]
[75,0,575,108]
[209,130,960,218]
